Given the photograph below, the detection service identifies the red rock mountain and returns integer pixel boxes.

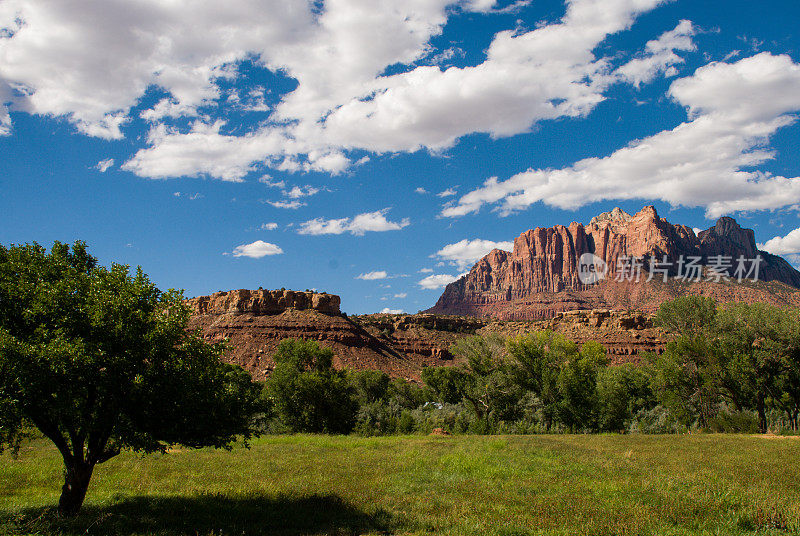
[428,206,800,320]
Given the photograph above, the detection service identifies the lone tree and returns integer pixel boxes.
[0,241,263,516]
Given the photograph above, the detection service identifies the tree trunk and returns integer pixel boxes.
[756,396,767,434]
[58,462,94,517]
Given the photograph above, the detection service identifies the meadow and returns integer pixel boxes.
[2,434,799,536]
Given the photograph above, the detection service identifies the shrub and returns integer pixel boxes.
[707,407,760,433]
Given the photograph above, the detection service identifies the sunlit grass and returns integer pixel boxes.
[2,434,799,535]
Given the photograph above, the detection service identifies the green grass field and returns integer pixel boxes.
[2,434,799,535]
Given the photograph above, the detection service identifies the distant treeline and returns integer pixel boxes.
[261,296,800,436]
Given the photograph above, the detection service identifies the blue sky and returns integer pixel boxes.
[1,0,800,314]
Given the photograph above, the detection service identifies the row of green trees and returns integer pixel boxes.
[651,296,800,433]
[262,297,800,437]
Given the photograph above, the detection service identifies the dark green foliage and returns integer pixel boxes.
[556,341,607,431]
[653,295,717,335]
[649,334,723,428]
[596,363,654,432]
[349,369,390,405]
[0,241,263,516]
[650,297,800,432]
[397,410,416,433]
[265,339,358,434]
[388,377,428,409]
[507,331,568,429]
[715,302,800,431]
[628,405,686,434]
[353,401,395,436]
[425,335,524,428]
[422,366,473,405]
[350,376,431,436]
[508,331,608,431]
[286,297,800,437]
[707,407,760,433]
[416,298,800,435]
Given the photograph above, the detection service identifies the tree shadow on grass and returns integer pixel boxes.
[2,493,397,535]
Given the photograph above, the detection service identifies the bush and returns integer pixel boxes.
[398,410,416,434]
[707,407,760,434]
[628,406,687,434]
[349,370,391,405]
[263,296,800,437]
[353,401,396,436]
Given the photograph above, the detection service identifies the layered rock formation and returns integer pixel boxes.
[186,290,673,379]
[186,290,473,381]
[187,288,341,316]
[354,309,666,366]
[428,206,800,320]
[349,314,487,362]
[480,309,665,364]
[189,211,800,380]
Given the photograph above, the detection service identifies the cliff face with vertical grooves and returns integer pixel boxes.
[428,206,800,320]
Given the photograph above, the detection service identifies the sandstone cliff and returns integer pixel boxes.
[186,290,472,381]
[479,309,665,364]
[428,206,800,320]
[354,310,666,366]
[186,289,669,380]
[186,288,341,316]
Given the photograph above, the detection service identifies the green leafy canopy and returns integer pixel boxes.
[0,241,263,515]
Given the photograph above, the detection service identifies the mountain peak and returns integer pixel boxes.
[698,215,757,258]
[428,206,800,320]
[589,207,632,227]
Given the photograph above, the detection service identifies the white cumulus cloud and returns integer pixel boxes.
[268,200,306,209]
[356,271,388,280]
[444,53,800,219]
[418,273,462,289]
[260,222,279,230]
[259,176,285,188]
[298,209,409,236]
[0,0,673,180]
[380,307,405,314]
[616,19,696,87]
[285,185,320,198]
[434,238,513,270]
[759,227,800,256]
[95,158,114,172]
[231,240,284,258]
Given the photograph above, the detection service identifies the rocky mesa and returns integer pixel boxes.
[186,290,665,380]
[427,206,800,320]
[185,289,472,381]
